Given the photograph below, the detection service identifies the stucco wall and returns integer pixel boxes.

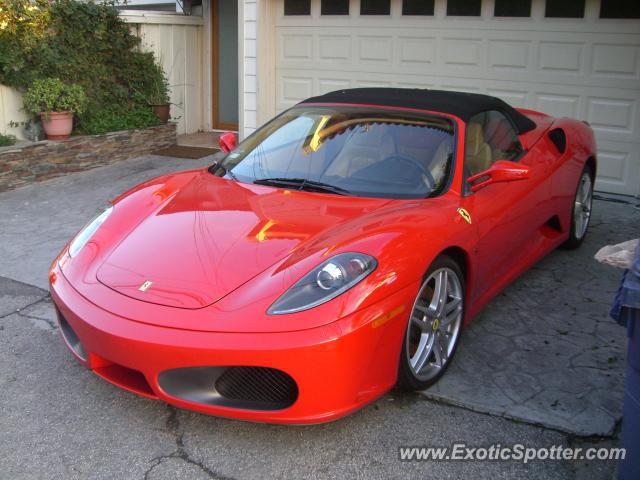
[0,86,30,141]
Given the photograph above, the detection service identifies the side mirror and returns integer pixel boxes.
[218,131,237,154]
[467,160,530,193]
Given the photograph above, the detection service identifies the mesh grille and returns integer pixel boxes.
[215,367,298,407]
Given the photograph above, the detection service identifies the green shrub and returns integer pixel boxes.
[76,101,160,135]
[0,0,169,134]
[0,134,17,147]
[22,78,87,116]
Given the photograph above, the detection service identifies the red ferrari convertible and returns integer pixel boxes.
[50,88,596,424]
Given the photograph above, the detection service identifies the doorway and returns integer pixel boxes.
[211,0,238,130]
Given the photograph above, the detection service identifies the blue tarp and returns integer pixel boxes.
[610,240,640,337]
[612,240,640,480]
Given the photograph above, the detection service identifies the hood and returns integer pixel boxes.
[97,172,389,309]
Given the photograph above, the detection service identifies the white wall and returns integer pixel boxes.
[122,11,205,135]
[0,86,30,141]
[1,12,206,139]
[240,0,258,139]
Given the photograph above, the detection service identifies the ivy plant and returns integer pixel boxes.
[0,0,169,134]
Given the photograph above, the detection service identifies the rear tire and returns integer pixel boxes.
[397,255,465,391]
[562,164,594,250]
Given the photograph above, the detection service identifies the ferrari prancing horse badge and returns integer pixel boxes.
[457,208,472,224]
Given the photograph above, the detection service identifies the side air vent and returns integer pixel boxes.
[545,215,562,233]
[548,128,567,154]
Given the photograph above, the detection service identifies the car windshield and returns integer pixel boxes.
[212,105,456,199]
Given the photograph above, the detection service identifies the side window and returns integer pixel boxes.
[464,110,523,176]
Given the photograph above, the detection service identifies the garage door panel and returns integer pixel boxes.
[586,97,637,135]
[441,37,484,68]
[273,0,640,194]
[538,41,584,74]
[595,141,640,196]
[278,76,313,108]
[397,37,437,66]
[591,43,640,80]
[318,35,352,63]
[318,78,351,95]
[534,93,581,118]
[278,33,313,63]
[358,36,394,64]
[487,39,532,72]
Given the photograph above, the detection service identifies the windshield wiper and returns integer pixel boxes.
[209,161,238,181]
[253,178,351,196]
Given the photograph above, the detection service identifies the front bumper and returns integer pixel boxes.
[50,267,415,424]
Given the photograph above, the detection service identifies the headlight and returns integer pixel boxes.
[267,252,377,315]
[68,206,113,257]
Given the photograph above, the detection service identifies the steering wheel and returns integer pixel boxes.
[380,154,435,190]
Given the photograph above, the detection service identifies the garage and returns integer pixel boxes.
[256,0,640,195]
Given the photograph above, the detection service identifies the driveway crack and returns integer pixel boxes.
[143,405,235,480]
[17,312,57,331]
[0,294,51,320]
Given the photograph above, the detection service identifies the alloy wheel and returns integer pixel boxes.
[406,267,463,382]
[573,172,593,240]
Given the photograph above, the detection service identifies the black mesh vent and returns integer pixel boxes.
[215,367,298,407]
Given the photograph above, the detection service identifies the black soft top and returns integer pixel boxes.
[299,88,536,134]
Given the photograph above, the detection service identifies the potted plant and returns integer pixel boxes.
[148,74,171,124]
[22,78,87,140]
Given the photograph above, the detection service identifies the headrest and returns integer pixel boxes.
[465,123,484,156]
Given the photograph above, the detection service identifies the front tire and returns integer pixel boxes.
[562,165,594,250]
[397,255,465,391]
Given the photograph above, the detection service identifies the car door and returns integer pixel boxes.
[459,110,551,305]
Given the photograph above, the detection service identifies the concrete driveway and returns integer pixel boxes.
[0,155,634,479]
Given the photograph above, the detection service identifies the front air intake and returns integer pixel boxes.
[215,366,298,407]
[158,366,298,411]
[55,307,87,361]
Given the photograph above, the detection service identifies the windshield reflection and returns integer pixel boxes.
[213,106,455,199]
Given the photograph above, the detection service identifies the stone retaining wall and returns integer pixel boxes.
[0,123,176,192]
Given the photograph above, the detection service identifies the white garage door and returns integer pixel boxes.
[272,0,640,195]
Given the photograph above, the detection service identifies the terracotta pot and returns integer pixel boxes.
[151,104,171,124]
[40,111,74,140]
